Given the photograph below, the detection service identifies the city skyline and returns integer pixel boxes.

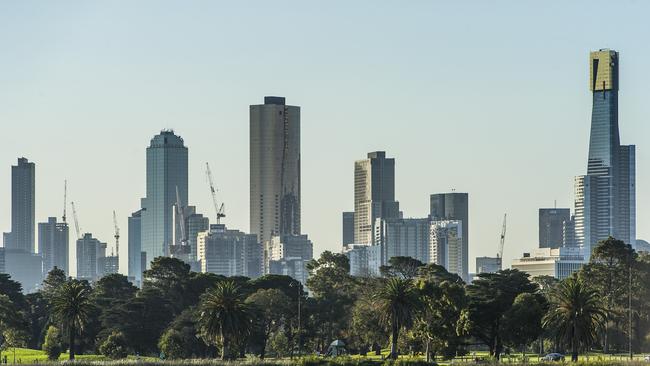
[1,2,649,274]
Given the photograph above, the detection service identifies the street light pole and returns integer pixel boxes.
[629,252,633,360]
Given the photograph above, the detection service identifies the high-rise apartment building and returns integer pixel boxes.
[429,193,468,281]
[10,158,36,253]
[429,220,463,277]
[538,208,571,249]
[574,49,636,257]
[374,218,430,264]
[354,152,400,244]
[186,210,209,264]
[342,211,354,246]
[140,130,188,267]
[38,217,69,275]
[250,97,301,244]
[197,224,263,278]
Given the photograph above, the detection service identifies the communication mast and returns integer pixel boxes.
[113,210,120,256]
[62,180,67,223]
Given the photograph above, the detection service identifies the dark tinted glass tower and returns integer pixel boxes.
[430,193,468,281]
[11,158,35,253]
[538,208,570,249]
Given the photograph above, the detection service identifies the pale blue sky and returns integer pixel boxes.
[1,1,649,275]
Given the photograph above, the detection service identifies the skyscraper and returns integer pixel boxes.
[250,97,301,244]
[374,218,430,264]
[38,217,69,275]
[76,233,106,281]
[429,193,468,281]
[10,158,36,253]
[127,209,143,284]
[342,211,354,246]
[354,152,400,244]
[140,130,188,267]
[574,49,636,256]
[538,208,570,249]
[429,220,463,277]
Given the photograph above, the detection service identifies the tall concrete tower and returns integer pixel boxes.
[249,97,301,244]
[354,151,400,245]
[140,130,188,266]
[10,157,36,253]
[430,192,469,281]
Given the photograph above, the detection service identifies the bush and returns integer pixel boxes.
[42,326,63,361]
[99,331,129,359]
[158,329,186,360]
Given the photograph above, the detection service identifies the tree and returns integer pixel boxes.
[199,280,251,360]
[306,251,356,352]
[42,326,63,361]
[0,274,26,310]
[143,257,192,314]
[348,277,388,355]
[465,269,539,359]
[580,237,634,352]
[50,280,94,360]
[503,293,545,357]
[99,331,129,359]
[416,268,467,361]
[24,292,49,349]
[544,276,605,362]
[380,256,425,279]
[246,288,292,358]
[41,267,68,302]
[158,329,186,360]
[374,277,420,359]
[158,307,214,359]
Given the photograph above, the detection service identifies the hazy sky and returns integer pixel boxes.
[1,1,649,276]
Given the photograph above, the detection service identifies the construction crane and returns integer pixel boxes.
[113,210,120,257]
[206,162,225,224]
[62,180,67,223]
[174,186,189,250]
[71,201,82,240]
[497,213,507,269]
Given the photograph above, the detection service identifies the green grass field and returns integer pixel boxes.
[0,347,107,364]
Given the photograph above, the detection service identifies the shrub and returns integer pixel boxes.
[99,331,129,359]
[158,328,186,360]
[42,326,63,361]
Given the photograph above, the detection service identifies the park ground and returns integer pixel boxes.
[3,349,650,366]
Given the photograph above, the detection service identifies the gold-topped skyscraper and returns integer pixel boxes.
[589,49,618,91]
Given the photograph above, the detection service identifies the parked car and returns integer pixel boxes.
[542,353,565,362]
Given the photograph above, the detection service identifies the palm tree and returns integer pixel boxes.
[374,277,419,360]
[50,280,93,360]
[543,276,605,362]
[199,280,251,360]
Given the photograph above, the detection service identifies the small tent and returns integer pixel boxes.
[327,340,347,357]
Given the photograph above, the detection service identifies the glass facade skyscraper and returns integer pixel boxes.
[429,193,468,281]
[574,49,636,257]
[140,130,188,267]
[10,157,36,253]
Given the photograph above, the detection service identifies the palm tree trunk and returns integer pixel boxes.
[220,325,227,361]
[390,313,399,360]
[69,325,76,360]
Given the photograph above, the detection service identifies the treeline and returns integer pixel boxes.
[1,237,650,362]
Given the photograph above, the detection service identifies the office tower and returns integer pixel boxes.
[38,217,69,275]
[186,211,209,264]
[538,208,570,249]
[0,248,4,273]
[140,130,188,267]
[265,234,313,284]
[342,212,354,247]
[1,249,42,292]
[10,158,36,253]
[512,247,585,280]
[354,152,400,244]
[197,224,263,278]
[128,210,143,284]
[76,233,106,281]
[374,218,430,264]
[476,256,500,275]
[429,220,463,277]
[250,96,301,244]
[574,49,636,257]
[429,193,469,281]
[563,215,576,247]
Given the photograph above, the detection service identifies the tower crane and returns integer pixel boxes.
[113,210,120,257]
[497,213,507,270]
[71,201,82,240]
[170,185,190,258]
[62,180,67,223]
[206,162,225,224]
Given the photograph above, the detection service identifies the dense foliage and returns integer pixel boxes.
[2,237,650,362]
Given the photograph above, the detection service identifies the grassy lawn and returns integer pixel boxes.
[0,348,106,364]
